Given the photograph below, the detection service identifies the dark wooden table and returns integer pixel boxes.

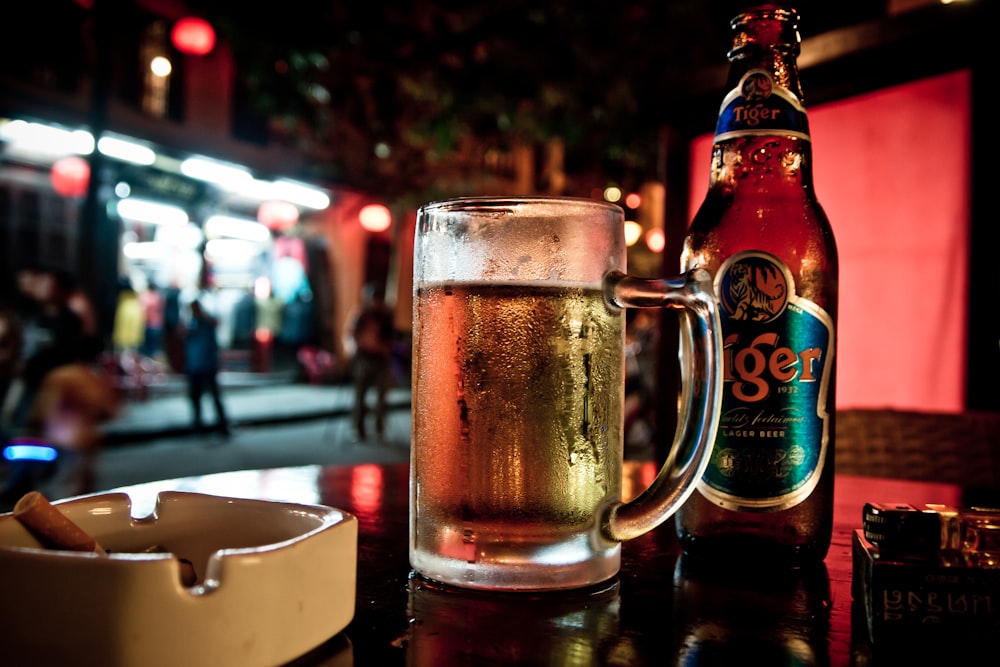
[113,463,973,666]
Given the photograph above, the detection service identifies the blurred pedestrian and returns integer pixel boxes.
[180,298,230,437]
[162,283,184,372]
[112,283,145,357]
[64,274,98,340]
[6,265,84,435]
[24,334,119,496]
[346,284,395,442]
[139,282,165,359]
[231,287,256,351]
[255,289,283,373]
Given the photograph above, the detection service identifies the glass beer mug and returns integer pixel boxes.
[410,196,722,591]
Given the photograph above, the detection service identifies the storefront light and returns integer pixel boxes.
[117,197,189,226]
[123,241,167,260]
[206,238,256,262]
[98,135,156,165]
[236,179,328,211]
[268,179,330,210]
[204,214,271,242]
[1,120,94,158]
[155,222,204,249]
[180,156,254,190]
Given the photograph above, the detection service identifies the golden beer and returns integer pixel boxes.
[411,282,623,588]
[410,195,721,591]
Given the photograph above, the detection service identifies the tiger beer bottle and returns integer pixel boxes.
[676,4,838,564]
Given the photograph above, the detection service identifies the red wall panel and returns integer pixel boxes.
[688,70,971,412]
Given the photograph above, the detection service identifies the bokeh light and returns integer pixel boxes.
[645,228,666,253]
[50,156,90,198]
[359,204,391,232]
[624,220,642,246]
[171,17,216,56]
[150,56,172,77]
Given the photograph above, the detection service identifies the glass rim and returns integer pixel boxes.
[417,195,623,218]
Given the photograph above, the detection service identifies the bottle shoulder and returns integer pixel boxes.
[683,191,839,309]
[687,191,836,248]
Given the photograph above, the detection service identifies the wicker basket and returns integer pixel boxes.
[835,408,1000,490]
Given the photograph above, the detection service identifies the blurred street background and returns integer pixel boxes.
[1,1,993,508]
[1,371,413,510]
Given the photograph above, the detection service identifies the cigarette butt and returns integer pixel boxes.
[13,491,107,555]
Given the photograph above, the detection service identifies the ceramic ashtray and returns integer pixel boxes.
[0,491,357,667]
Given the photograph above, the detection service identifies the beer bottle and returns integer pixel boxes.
[676,4,838,564]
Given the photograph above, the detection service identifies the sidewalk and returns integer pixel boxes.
[102,372,412,446]
[2,375,414,510]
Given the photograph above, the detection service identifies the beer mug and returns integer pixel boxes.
[410,196,722,591]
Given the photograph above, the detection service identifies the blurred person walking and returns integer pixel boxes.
[112,283,145,357]
[181,298,231,437]
[22,334,119,497]
[0,266,87,506]
[5,265,84,436]
[255,289,283,373]
[346,284,395,442]
[139,282,165,359]
[162,283,184,372]
[111,282,149,399]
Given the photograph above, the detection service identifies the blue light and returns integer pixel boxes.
[3,444,59,462]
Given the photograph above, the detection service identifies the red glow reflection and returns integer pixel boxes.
[622,460,659,502]
[350,464,384,518]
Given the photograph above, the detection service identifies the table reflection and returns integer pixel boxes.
[108,462,976,666]
[405,575,628,665]
[672,556,832,667]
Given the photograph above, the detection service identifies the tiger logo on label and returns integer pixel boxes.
[719,255,788,323]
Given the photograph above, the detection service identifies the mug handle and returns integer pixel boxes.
[600,267,723,542]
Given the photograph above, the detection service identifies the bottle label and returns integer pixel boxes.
[701,251,834,511]
[715,69,810,142]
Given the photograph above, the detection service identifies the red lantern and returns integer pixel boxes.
[171,17,216,56]
[50,156,90,198]
[359,204,391,233]
[257,200,300,231]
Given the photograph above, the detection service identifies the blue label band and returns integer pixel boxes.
[715,69,810,142]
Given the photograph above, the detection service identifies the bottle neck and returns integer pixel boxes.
[726,46,804,105]
[708,14,813,195]
[707,135,815,197]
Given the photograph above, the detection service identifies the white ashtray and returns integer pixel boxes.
[0,491,357,667]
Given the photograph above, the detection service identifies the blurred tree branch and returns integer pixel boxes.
[187,0,880,202]
[187,0,735,202]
